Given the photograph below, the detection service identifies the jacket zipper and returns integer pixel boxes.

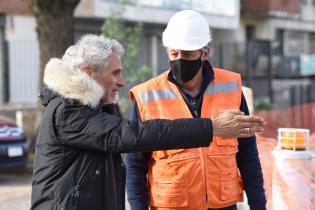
[119,160,126,210]
[73,186,80,210]
[199,147,208,204]
[72,158,94,210]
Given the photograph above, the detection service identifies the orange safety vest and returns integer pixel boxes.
[130,68,244,210]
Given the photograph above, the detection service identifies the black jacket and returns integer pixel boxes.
[30,87,213,210]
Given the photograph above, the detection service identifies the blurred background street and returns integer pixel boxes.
[1,0,315,209]
[0,170,31,210]
[0,167,132,210]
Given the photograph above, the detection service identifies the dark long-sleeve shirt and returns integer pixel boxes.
[125,62,266,210]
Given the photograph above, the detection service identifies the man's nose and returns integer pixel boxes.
[117,75,125,87]
[176,51,185,60]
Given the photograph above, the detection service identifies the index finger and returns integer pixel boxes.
[241,115,265,124]
[225,109,244,115]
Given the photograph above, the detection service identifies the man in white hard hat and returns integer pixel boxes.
[126,10,266,210]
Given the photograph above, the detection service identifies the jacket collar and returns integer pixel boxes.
[43,58,104,108]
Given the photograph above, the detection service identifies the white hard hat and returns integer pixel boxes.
[162,10,212,51]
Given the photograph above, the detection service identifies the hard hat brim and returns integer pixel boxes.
[162,31,211,51]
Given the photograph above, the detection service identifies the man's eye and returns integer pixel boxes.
[185,53,193,57]
[113,71,121,76]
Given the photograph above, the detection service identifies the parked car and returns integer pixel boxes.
[0,116,28,169]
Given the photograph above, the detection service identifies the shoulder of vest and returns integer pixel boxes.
[129,71,170,101]
[213,68,241,80]
[131,70,170,92]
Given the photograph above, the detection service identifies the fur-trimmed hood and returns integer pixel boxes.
[43,58,104,108]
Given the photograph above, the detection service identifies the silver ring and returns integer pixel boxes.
[245,128,250,133]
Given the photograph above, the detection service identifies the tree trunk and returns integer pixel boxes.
[29,0,80,89]
[27,0,80,151]
[36,12,75,89]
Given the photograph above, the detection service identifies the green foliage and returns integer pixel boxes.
[102,0,151,114]
[255,99,272,111]
[28,0,57,13]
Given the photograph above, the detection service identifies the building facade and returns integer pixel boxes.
[0,0,38,104]
[239,0,315,109]
[75,0,241,77]
[5,0,315,110]
[0,0,240,104]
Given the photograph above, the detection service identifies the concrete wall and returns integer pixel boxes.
[75,0,95,18]
[83,0,240,30]
[213,28,244,44]
[241,0,300,15]
[241,0,315,41]
[301,0,315,21]
[0,0,31,15]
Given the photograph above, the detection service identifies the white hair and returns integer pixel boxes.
[62,34,124,73]
[43,34,124,107]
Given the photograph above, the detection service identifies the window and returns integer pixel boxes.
[246,25,255,42]
[310,33,315,54]
[274,30,284,55]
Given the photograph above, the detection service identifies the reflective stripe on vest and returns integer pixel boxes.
[138,81,238,104]
[130,68,244,210]
[139,89,177,103]
[205,81,238,95]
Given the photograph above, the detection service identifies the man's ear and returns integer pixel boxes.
[202,48,209,61]
[81,66,94,77]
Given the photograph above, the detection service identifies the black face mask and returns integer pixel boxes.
[170,53,203,83]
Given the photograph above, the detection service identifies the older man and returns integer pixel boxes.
[31,34,264,210]
[126,10,266,210]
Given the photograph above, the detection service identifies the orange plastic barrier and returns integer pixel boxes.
[255,102,315,138]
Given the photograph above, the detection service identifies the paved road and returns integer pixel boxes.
[0,172,249,210]
[0,169,130,210]
[0,176,31,210]
[0,169,249,210]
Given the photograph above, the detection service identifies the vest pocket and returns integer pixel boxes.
[220,169,243,201]
[153,149,185,160]
[149,156,199,208]
[149,179,188,208]
[209,137,239,155]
